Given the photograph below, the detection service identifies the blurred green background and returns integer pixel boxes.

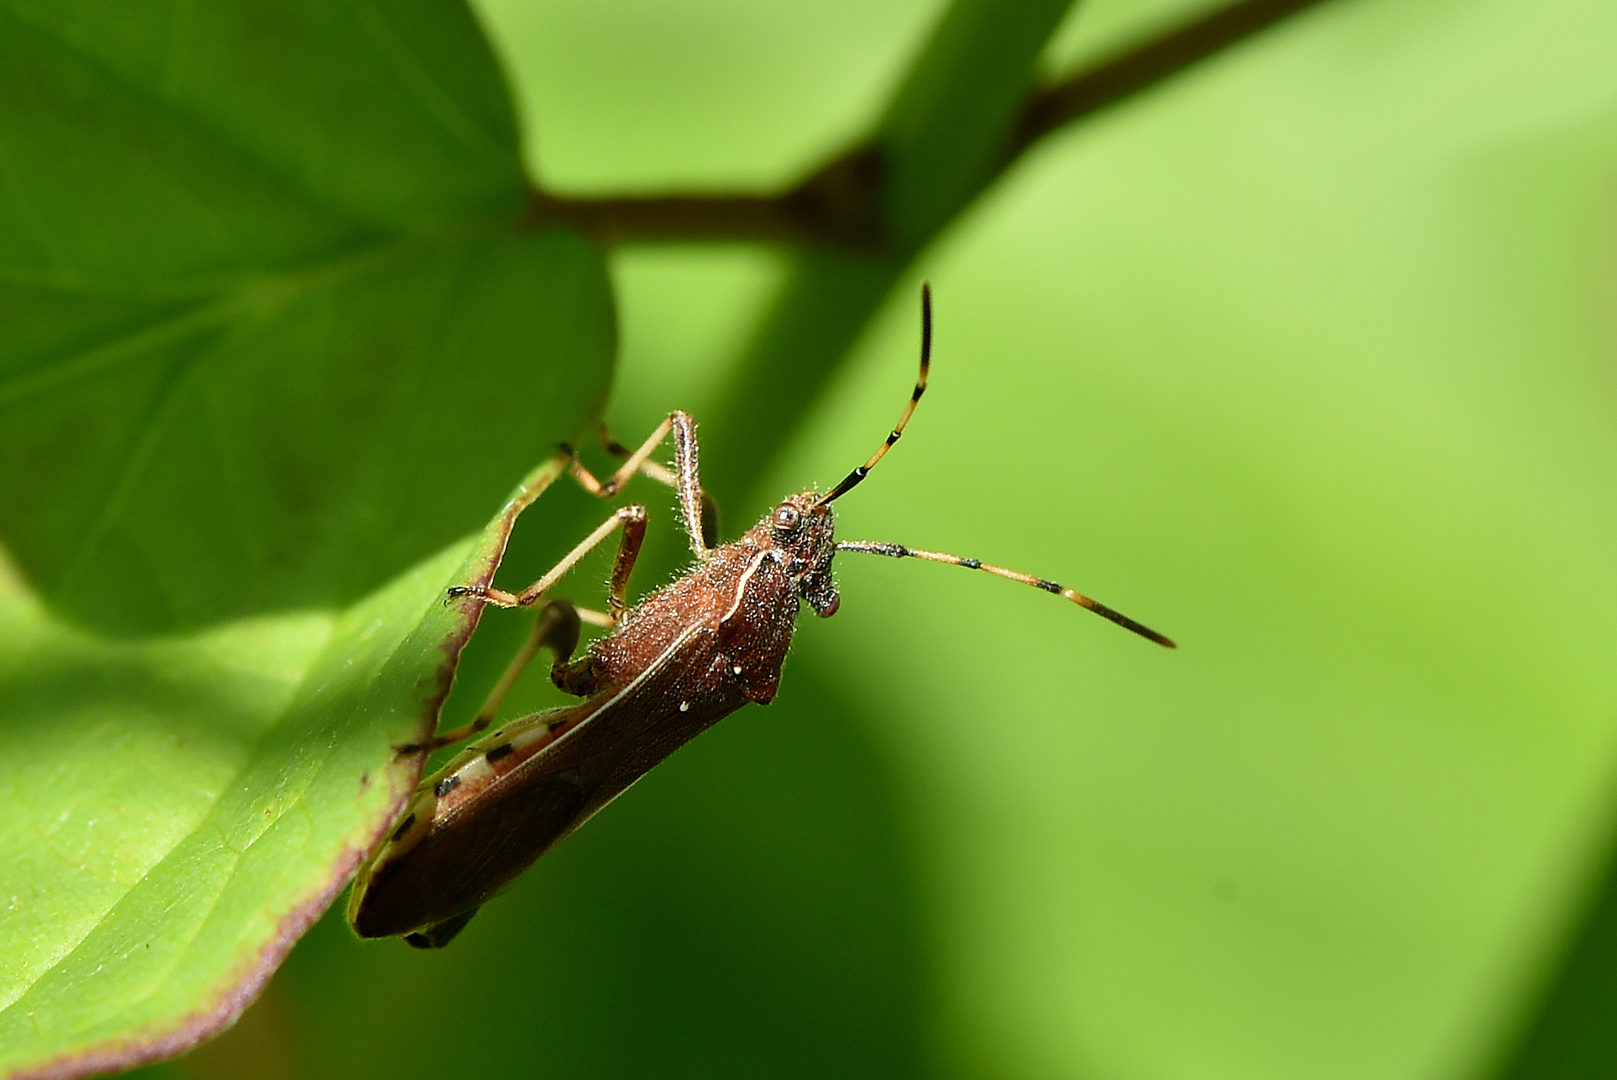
[19,0,1617,1076]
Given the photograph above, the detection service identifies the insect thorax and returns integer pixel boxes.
[585,493,836,703]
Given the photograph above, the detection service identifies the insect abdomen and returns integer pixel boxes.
[351,770,589,939]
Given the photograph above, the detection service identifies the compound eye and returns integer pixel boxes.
[772,503,801,530]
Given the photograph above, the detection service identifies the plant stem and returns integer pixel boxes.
[528,0,1339,254]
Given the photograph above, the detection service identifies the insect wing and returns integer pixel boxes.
[353,624,735,940]
[496,624,734,839]
[353,761,589,938]
[349,701,597,939]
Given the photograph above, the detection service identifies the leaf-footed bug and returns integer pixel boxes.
[347,285,1174,948]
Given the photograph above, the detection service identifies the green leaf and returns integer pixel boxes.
[0,457,567,1079]
[0,0,618,1072]
[0,0,614,635]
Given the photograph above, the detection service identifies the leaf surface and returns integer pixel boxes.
[0,0,613,635]
[0,1,614,1073]
[0,458,567,1079]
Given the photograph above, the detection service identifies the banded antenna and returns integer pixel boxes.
[813,284,932,509]
[822,285,1175,648]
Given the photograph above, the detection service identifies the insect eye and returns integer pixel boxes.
[772,504,801,530]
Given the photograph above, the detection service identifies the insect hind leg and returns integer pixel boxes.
[399,600,584,754]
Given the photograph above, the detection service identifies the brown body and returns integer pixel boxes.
[348,493,838,944]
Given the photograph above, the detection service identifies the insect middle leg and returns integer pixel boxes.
[426,504,648,751]
[451,503,648,617]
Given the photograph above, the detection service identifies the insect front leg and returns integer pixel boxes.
[667,411,710,557]
[568,412,713,556]
[564,415,673,500]
[593,417,720,549]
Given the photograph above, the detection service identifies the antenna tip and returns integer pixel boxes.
[1068,592,1176,648]
[1123,621,1177,649]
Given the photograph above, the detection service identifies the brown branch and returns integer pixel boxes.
[530,146,884,250]
[529,0,1335,250]
[1007,0,1334,157]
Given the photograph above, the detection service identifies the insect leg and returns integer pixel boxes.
[422,499,651,752]
[449,504,648,610]
[543,501,653,696]
[564,416,673,500]
[594,419,678,488]
[401,600,585,753]
[596,417,720,548]
[571,413,710,555]
[601,505,648,621]
[667,411,710,557]
[405,908,479,950]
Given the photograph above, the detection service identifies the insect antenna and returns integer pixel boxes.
[835,541,1177,648]
[813,284,932,509]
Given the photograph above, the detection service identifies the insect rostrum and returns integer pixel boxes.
[347,286,1173,949]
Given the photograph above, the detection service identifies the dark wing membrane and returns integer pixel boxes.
[350,770,587,938]
[353,625,752,940]
[527,625,752,831]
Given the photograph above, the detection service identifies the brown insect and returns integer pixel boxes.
[347,286,1174,948]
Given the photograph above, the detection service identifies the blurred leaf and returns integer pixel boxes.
[0,457,567,1080]
[700,0,1076,508]
[877,0,1078,244]
[0,0,619,1073]
[1489,817,1617,1079]
[0,0,613,635]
